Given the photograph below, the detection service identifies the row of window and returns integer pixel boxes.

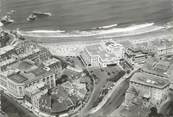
[8,81,17,90]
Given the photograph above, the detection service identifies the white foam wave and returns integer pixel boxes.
[18,22,165,38]
[93,24,118,29]
[97,23,155,35]
[165,21,173,29]
[98,25,164,38]
[30,30,65,33]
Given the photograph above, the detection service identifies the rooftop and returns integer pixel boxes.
[85,44,116,62]
[130,72,170,89]
[43,58,60,67]
[30,67,48,76]
[141,57,170,77]
[8,72,28,83]
[62,68,80,78]
[153,60,170,73]
[0,45,14,55]
[6,65,54,84]
[83,40,124,63]
[17,48,40,59]
[12,60,37,72]
[24,67,54,84]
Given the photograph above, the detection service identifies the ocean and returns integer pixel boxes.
[1,0,173,32]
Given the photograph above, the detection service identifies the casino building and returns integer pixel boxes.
[80,40,125,68]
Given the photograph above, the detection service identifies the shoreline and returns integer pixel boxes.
[15,21,172,44]
[23,27,172,44]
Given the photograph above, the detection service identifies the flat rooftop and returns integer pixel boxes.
[30,67,47,77]
[8,73,28,83]
[16,60,36,71]
[86,44,116,62]
[24,67,53,84]
[7,65,54,84]
[130,72,170,89]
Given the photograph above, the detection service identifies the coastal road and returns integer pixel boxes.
[79,66,124,117]
[96,78,129,116]
[88,68,139,117]
[82,77,130,117]
[79,69,108,117]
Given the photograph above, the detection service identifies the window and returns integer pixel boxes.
[19,87,23,96]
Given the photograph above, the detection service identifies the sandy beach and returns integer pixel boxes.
[38,24,173,57]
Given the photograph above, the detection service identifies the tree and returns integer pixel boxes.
[148,107,164,117]
[83,69,89,76]
[61,61,68,69]
[56,74,68,84]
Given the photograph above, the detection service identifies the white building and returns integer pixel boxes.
[0,62,57,99]
[80,40,125,68]
[150,39,173,56]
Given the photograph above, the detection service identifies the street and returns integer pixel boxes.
[79,69,108,117]
[88,77,129,117]
[87,67,140,117]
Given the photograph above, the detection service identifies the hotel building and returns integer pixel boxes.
[129,72,170,107]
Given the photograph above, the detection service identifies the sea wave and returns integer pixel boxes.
[92,24,118,30]
[30,30,65,33]
[18,22,167,38]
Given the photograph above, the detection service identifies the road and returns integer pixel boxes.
[93,78,130,117]
[88,68,139,117]
[79,69,108,117]
[79,66,126,117]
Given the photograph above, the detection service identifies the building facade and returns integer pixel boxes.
[129,72,170,107]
